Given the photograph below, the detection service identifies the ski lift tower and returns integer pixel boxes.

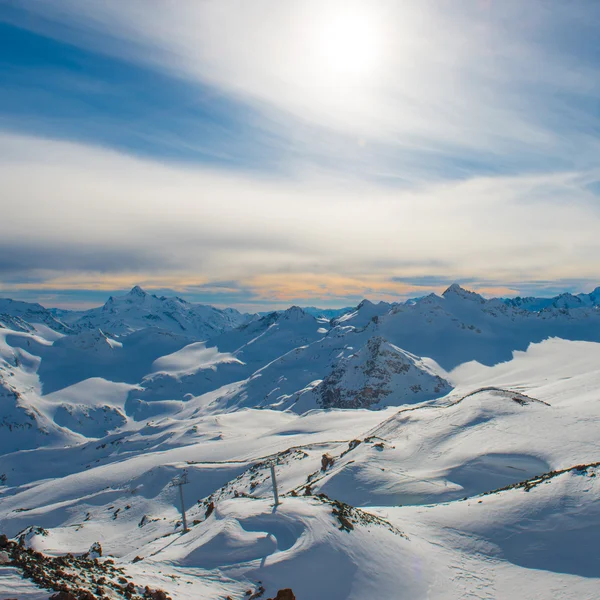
[171,469,190,533]
[269,459,280,507]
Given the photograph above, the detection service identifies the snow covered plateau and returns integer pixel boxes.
[1,284,600,599]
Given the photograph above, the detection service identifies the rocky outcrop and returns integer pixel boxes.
[314,337,451,409]
[0,534,171,600]
[268,590,296,600]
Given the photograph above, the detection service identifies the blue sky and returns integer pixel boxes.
[1,1,600,309]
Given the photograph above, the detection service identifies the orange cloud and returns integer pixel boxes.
[239,273,438,302]
[0,273,212,293]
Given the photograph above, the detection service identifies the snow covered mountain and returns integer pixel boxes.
[331,298,394,328]
[0,298,72,336]
[2,283,600,598]
[305,336,451,410]
[369,284,600,369]
[503,286,600,311]
[58,286,252,337]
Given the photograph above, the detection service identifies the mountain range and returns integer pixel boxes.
[1,283,600,598]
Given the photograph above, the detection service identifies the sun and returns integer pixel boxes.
[307,4,386,86]
[273,1,391,125]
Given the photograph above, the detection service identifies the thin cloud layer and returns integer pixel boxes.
[4,1,600,173]
[1,2,600,306]
[1,133,600,304]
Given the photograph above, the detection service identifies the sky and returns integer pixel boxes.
[1,1,600,309]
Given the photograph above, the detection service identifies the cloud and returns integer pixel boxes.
[2,2,600,307]
[4,0,600,179]
[1,132,600,306]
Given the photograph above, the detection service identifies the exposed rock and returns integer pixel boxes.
[267,590,296,600]
[0,550,10,564]
[143,587,171,600]
[87,541,102,559]
[314,337,452,409]
[321,453,335,472]
[2,536,171,600]
[50,592,78,600]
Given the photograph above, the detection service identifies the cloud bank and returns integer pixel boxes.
[1,132,600,305]
[1,1,600,306]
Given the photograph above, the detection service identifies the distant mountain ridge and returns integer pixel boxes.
[502,287,600,311]
[41,286,253,338]
[3,283,600,339]
[3,282,600,453]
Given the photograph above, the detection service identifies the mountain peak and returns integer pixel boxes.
[128,285,147,297]
[443,283,466,295]
[281,306,308,320]
[357,299,375,310]
[442,283,484,302]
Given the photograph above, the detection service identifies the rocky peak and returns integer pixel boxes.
[357,299,375,310]
[280,306,308,321]
[315,337,452,409]
[128,285,148,299]
[552,293,582,308]
[414,293,442,306]
[442,283,485,303]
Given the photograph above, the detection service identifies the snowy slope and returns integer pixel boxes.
[367,284,600,369]
[131,307,328,405]
[331,298,394,328]
[1,337,600,599]
[0,324,192,452]
[0,298,73,335]
[37,327,193,394]
[0,328,81,453]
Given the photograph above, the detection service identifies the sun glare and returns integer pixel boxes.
[309,5,385,86]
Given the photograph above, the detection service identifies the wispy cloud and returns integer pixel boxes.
[2,2,600,306]
[3,1,600,180]
[1,132,599,306]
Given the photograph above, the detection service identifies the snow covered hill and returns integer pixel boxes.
[1,336,600,599]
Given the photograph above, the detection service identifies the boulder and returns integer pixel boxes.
[87,541,102,559]
[268,590,296,600]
